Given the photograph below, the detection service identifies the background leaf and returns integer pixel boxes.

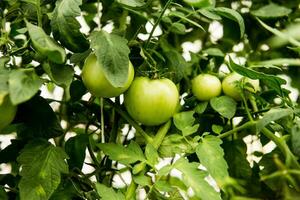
[210,96,237,119]
[26,21,66,64]
[251,3,291,19]
[17,140,69,200]
[95,183,125,200]
[8,69,43,105]
[51,0,89,52]
[196,135,229,186]
[175,158,222,200]
[98,141,145,165]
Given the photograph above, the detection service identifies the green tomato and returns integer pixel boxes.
[0,96,17,131]
[222,73,260,101]
[124,77,179,126]
[81,54,134,98]
[192,74,222,101]
[183,0,215,8]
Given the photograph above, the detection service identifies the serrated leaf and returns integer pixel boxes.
[145,144,159,166]
[89,31,130,87]
[8,69,43,105]
[222,140,252,179]
[65,134,88,170]
[17,140,69,200]
[98,141,145,165]
[251,3,291,18]
[51,0,89,52]
[256,108,293,132]
[210,96,237,119]
[175,158,222,200]
[250,58,300,68]
[203,48,224,57]
[229,57,286,96]
[26,21,66,64]
[42,62,75,88]
[95,183,125,200]
[196,136,229,186]
[159,134,195,157]
[174,111,199,136]
[209,7,245,38]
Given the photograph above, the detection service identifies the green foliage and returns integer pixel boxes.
[1,0,300,199]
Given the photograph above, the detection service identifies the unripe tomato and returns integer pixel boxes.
[124,77,179,126]
[222,73,260,101]
[81,54,134,98]
[0,96,17,131]
[191,74,222,101]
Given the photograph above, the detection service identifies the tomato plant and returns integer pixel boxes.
[81,54,134,98]
[124,77,179,126]
[192,74,222,101]
[1,0,300,200]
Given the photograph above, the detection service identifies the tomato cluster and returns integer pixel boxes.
[81,54,260,126]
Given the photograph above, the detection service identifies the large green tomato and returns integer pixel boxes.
[192,74,222,101]
[222,73,260,101]
[81,54,134,98]
[0,96,17,131]
[124,77,179,126]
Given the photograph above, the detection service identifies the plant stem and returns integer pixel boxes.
[261,128,300,169]
[125,180,137,200]
[152,120,171,149]
[100,98,105,143]
[218,121,256,139]
[145,0,173,49]
[105,99,153,143]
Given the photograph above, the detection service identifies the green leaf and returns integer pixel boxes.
[42,62,75,88]
[173,111,199,136]
[291,122,300,157]
[209,7,245,38]
[210,96,237,119]
[212,124,223,134]
[95,184,125,200]
[175,158,222,200]
[222,139,252,179]
[159,134,195,157]
[196,136,229,186]
[21,0,39,6]
[17,140,69,200]
[257,18,300,47]
[168,11,205,31]
[8,69,43,105]
[98,141,145,165]
[256,108,293,132]
[250,58,300,68]
[229,57,286,96]
[0,186,8,200]
[251,3,291,19]
[163,49,186,83]
[51,0,89,52]
[89,31,130,87]
[17,95,64,139]
[117,0,146,7]
[26,21,66,64]
[145,143,159,166]
[203,48,224,57]
[170,22,186,35]
[195,101,208,114]
[65,134,88,170]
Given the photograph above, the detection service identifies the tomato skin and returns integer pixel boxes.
[124,77,179,126]
[0,96,17,131]
[192,74,222,101]
[222,73,260,101]
[81,54,134,98]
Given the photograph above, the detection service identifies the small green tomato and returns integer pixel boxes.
[0,96,17,131]
[192,74,222,101]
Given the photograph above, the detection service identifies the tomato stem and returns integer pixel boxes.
[100,98,105,143]
[218,121,256,139]
[105,99,153,143]
[152,120,171,149]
